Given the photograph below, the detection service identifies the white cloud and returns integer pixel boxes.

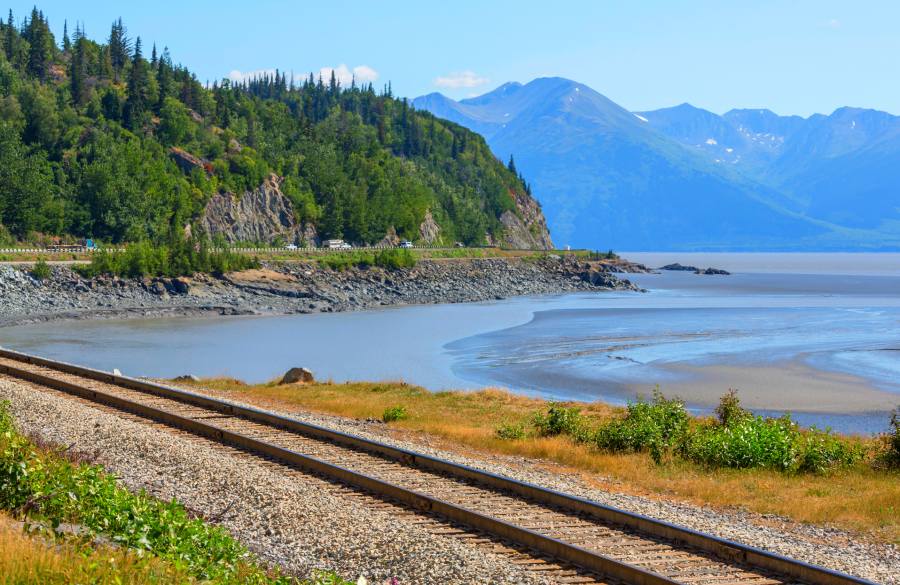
[823,18,841,29]
[228,68,277,83]
[318,64,379,85]
[434,70,489,89]
[227,64,378,86]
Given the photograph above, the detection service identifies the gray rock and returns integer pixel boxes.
[280,367,315,385]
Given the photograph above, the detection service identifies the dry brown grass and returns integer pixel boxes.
[187,378,900,544]
[0,512,194,584]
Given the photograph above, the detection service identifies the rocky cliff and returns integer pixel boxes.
[201,176,553,250]
[500,190,554,250]
[200,174,317,245]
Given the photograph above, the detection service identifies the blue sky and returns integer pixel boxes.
[7,1,898,116]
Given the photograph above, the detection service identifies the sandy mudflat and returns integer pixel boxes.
[641,360,899,413]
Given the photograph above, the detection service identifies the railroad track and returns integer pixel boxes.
[0,347,878,585]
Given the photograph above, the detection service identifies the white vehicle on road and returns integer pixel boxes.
[399,240,413,248]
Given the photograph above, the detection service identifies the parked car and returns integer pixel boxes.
[339,242,353,250]
[455,242,465,248]
[399,240,413,248]
[285,244,298,251]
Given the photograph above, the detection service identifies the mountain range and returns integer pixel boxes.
[414,78,900,251]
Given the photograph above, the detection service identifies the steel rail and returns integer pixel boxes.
[0,347,879,585]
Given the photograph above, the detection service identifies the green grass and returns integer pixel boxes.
[0,402,351,585]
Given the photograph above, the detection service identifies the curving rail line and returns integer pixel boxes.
[0,347,878,585]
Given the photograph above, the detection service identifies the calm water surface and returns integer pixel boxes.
[1,253,898,434]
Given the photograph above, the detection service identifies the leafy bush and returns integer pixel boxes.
[375,248,416,269]
[715,388,750,427]
[495,422,527,440]
[31,258,51,280]
[382,405,409,423]
[76,239,259,278]
[317,251,374,271]
[532,404,585,438]
[594,390,689,462]
[883,406,900,468]
[681,415,800,471]
[797,429,865,474]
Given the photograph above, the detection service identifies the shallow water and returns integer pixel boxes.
[1,254,898,434]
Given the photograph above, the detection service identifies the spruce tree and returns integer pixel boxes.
[62,20,70,51]
[4,10,14,61]
[108,18,130,81]
[124,37,148,130]
[26,7,51,79]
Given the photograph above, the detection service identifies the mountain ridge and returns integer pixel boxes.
[415,77,900,250]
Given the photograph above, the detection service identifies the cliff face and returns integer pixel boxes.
[200,174,317,245]
[201,177,553,250]
[500,190,554,250]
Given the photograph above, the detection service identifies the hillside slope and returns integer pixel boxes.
[0,9,552,250]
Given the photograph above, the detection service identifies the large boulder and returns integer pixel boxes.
[279,367,315,385]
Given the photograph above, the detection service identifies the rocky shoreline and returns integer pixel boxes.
[0,256,640,327]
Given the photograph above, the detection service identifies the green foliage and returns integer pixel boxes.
[0,402,293,584]
[0,8,534,249]
[884,406,900,468]
[532,404,586,438]
[77,238,259,278]
[594,390,689,463]
[30,257,51,279]
[374,248,416,269]
[381,405,409,423]
[680,415,800,471]
[317,251,373,271]
[797,429,865,474]
[714,388,751,427]
[495,422,527,440]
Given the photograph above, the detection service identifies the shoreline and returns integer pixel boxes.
[0,256,640,329]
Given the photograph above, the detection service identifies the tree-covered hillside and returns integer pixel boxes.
[0,8,547,248]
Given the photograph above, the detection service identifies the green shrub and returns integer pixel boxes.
[76,239,259,279]
[594,390,689,462]
[681,415,799,471]
[375,248,416,269]
[884,406,900,468]
[715,388,750,427]
[532,404,585,438]
[317,251,374,271]
[495,422,527,440]
[797,428,865,474]
[382,405,409,423]
[31,258,51,280]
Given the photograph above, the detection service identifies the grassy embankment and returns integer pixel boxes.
[187,378,900,544]
[0,402,351,585]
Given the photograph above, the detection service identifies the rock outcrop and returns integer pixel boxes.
[500,190,553,250]
[419,210,441,244]
[201,174,317,245]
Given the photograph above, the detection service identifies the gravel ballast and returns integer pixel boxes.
[0,378,551,584]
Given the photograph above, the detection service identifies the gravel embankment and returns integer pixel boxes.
[0,256,638,327]
[174,385,900,585]
[0,378,552,585]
